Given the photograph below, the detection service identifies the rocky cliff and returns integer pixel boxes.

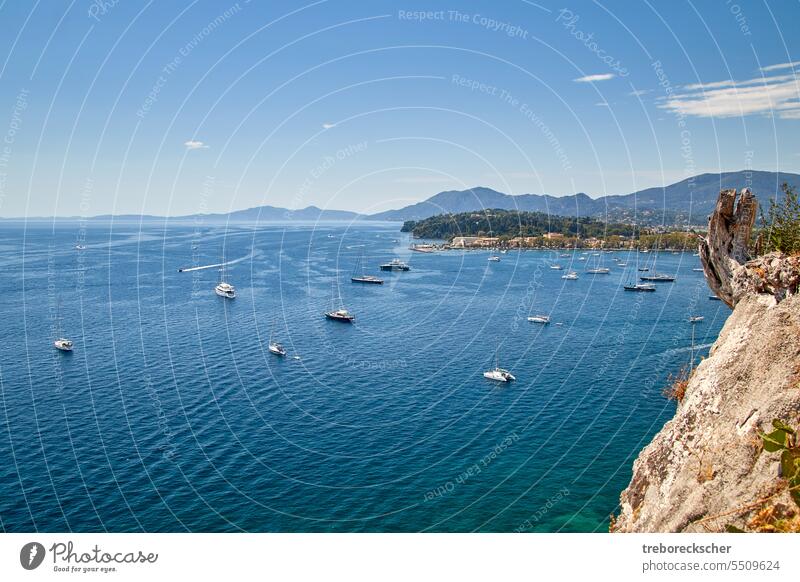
[615,189,800,533]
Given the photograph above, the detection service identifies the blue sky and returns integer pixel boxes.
[0,0,799,217]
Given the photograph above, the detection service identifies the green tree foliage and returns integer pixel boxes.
[401,209,634,240]
[760,183,800,255]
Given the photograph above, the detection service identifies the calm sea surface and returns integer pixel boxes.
[0,222,728,532]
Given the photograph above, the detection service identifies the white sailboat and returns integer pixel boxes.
[268,320,287,356]
[483,343,515,382]
[53,299,73,352]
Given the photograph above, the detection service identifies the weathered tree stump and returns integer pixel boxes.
[700,188,799,306]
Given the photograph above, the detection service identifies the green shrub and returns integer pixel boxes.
[760,184,800,255]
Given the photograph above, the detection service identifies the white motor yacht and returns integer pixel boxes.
[562,271,579,280]
[215,282,236,299]
[527,315,551,324]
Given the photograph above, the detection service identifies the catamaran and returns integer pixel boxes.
[54,338,74,351]
[483,344,515,382]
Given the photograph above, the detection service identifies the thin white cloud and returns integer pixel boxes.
[659,71,800,119]
[573,73,615,83]
[322,123,336,129]
[628,89,651,97]
[760,61,800,72]
[595,101,611,107]
[184,140,208,150]
[682,74,795,91]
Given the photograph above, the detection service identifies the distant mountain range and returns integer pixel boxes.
[368,170,800,225]
[5,170,797,226]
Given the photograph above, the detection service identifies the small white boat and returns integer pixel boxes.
[692,268,704,272]
[562,271,579,280]
[527,315,550,324]
[483,368,516,382]
[550,264,563,270]
[215,282,236,299]
[586,268,610,274]
[53,300,73,351]
[75,244,86,250]
[268,341,287,356]
[483,344,515,382]
[617,262,627,267]
[689,316,704,323]
[53,338,74,352]
[488,255,501,262]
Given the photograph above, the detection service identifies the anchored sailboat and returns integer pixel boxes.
[351,253,384,284]
[483,342,515,382]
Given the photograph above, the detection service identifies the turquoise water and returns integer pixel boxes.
[0,222,727,532]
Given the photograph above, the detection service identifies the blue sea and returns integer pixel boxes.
[0,222,728,532]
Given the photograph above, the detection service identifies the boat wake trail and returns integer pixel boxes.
[177,255,250,273]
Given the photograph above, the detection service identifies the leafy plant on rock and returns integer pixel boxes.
[760,419,800,508]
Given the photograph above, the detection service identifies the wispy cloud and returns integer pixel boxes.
[760,61,800,73]
[573,73,615,83]
[658,70,800,119]
[322,123,336,129]
[184,140,208,150]
[628,89,651,97]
